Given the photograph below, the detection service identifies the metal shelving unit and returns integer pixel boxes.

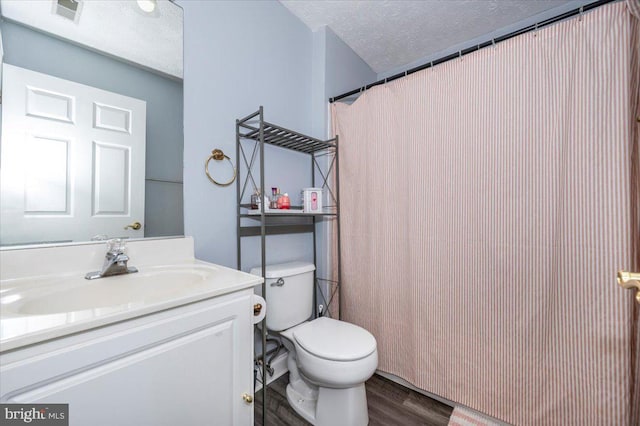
[235,107,341,425]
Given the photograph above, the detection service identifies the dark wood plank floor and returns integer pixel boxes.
[255,373,453,426]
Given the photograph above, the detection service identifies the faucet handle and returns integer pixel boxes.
[106,238,126,254]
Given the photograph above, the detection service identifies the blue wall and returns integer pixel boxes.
[180,1,375,272]
[181,0,315,269]
[1,20,184,238]
[311,25,376,280]
[325,27,377,101]
[312,26,376,135]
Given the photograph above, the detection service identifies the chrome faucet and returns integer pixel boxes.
[85,239,138,280]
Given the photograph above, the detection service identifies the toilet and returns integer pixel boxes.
[251,261,378,426]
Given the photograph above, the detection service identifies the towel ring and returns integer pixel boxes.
[205,149,236,186]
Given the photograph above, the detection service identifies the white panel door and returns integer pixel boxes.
[0,64,146,245]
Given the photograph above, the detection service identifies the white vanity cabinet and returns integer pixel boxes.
[0,289,255,426]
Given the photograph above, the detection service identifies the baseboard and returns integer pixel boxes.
[255,351,289,392]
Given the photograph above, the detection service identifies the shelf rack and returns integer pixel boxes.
[235,107,341,425]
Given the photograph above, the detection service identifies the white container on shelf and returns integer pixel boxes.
[302,188,322,213]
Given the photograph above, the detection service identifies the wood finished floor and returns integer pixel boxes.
[254,373,453,426]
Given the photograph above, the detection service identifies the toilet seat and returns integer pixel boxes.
[292,317,377,361]
[280,317,378,388]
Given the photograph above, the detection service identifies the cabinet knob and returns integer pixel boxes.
[253,303,263,316]
[242,393,254,404]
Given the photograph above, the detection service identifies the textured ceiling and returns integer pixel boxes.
[1,0,183,79]
[280,0,576,74]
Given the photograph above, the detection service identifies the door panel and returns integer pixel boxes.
[92,141,130,215]
[0,64,146,244]
[24,135,70,213]
[26,87,75,123]
[93,102,131,133]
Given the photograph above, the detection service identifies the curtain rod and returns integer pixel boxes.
[329,0,618,103]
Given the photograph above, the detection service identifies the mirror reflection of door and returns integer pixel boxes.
[0,64,146,245]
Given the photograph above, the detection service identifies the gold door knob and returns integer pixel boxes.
[617,270,640,303]
[242,393,253,404]
[124,221,142,230]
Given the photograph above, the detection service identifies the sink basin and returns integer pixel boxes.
[2,264,222,315]
[0,237,264,352]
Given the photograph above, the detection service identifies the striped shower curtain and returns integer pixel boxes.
[331,2,639,425]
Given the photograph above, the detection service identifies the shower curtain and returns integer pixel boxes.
[331,2,639,425]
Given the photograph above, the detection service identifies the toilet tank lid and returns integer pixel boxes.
[293,317,377,361]
[250,261,315,278]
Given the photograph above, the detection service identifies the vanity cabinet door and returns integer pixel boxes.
[0,292,254,426]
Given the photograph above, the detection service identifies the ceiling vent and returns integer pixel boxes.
[53,0,83,23]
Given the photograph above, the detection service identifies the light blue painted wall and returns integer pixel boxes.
[312,26,376,135]
[311,28,328,139]
[0,20,184,238]
[325,26,377,101]
[180,0,316,270]
[180,1,376,275]
[311,25,376,282]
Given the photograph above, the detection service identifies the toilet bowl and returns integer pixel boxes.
[251,262,378,426]
[279,317,378,426]
[282,317,378,387]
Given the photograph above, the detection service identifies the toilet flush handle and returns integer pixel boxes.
[271,277,285,287]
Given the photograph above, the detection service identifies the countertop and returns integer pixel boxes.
[0,259,262,352]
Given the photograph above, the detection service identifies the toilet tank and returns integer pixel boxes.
[251,261,315,332]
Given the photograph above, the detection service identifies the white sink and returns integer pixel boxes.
[0,237,264,352]
[2,264,221,315]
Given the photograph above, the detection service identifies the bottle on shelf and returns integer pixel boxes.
[270,187,280,209]
[251,190,260,209]
[277,193,290,209]
[250,190,270,211]
[250,190,269,210]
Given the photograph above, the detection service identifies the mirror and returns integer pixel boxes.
[0,0,183,247]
